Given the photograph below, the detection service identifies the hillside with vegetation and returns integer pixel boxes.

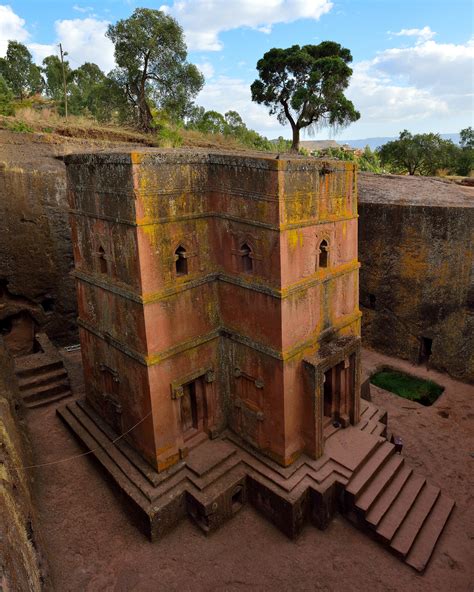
[0,9,290,153]
[0,6,471,178]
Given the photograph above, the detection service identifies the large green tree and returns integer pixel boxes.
[42,55,73,106]
[0,41,43,99]
[456,126,474,175]
[378,130,457,176]
[68,62,106,115]
[106,8,204,131]
[250,42,360,152]
[0,74,14,115]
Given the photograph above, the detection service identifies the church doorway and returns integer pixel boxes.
[323,355,355,432]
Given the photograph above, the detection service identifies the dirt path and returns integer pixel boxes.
[24,348,473,592]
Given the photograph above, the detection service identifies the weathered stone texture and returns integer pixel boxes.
[0,161,76,343]
[0,337,48,591]
[65,149,361,471]
[0,130,146,347]
[358,173,474,382]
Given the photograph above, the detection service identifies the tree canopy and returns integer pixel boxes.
[457,127,474,175]
[250,41,360,151]
[106,8,203,131]
[377,130,458,176]
[185,107,291,151]
[0,41,43,99]
[42,55,73,107]
[0,74,14,115]
[459,127,474,150]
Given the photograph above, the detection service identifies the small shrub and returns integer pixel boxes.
[9,120,34,133]
[157,126,182,147]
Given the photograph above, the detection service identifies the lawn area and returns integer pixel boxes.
[370,369,444,406]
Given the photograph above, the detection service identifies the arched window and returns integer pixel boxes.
[240,243,253,273]
[98,245,108,274]
[175,245,188,276]
[318,240,329,269]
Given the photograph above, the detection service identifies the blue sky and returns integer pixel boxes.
[1,0,473,140]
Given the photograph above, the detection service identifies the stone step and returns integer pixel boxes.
[76,399,168,488]
[65,402,157,501]
[390,483,440,558]
[25,389,72,408]
[57,405,151,510]
[15,358,63,378]
[346,441,395,502]
[18,367,68,390]
[405,494,455,572]
[366,465,413,528]
[371,422,387,438]
[356,454,405,513]
[362,419,387,438]
[21,379,71,404]
[376,474,426,542]
[359,403,379,421]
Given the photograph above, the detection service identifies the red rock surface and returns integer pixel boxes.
[22,347,473,591]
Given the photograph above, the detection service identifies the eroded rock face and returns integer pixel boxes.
[0,143,76,345]
[0,337,48,591]
[0,130,144,347]
[358,173,474,383]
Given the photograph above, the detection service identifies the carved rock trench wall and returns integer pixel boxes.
[0,337,48,591]
[0,160,76,346]
[358,173,474,383]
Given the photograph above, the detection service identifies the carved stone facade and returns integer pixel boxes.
[65,150,361,471]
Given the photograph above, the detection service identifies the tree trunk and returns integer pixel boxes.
[137,92,153,132]
[290,125,300,152]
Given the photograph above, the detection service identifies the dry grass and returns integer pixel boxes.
[0,107,255,152]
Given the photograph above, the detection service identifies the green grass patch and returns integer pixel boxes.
[8,120,34,133]
[370,369,444,406]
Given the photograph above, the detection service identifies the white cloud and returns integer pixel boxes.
[0,4,29,55]
[344,37,473,136]
[161,0,333,51]
[372,39,474,96]
[196,61,215,80]
[28,17,115,72]
[389,26,436,44]
[28,42,56,64]
[54,18,114,71]
[347,62,448,124]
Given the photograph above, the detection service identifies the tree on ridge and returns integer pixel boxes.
[250,41,360,152]
[106,8,204,131]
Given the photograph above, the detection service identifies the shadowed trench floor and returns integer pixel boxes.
[24,349,473,592]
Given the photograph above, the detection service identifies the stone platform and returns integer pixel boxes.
[58,399,453,572]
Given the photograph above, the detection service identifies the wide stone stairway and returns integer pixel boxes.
[342,437,455,572]
[57,393,453,572]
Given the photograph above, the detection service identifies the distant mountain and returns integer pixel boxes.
[339,133,461,150]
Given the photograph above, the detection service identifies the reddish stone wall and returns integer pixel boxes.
[66,151,360,470]
[0,162,76,346]
[358,174,474,383]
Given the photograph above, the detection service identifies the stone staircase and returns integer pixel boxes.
[343,439,454,572]
[14,333,72,408]
[357,400,388,437]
